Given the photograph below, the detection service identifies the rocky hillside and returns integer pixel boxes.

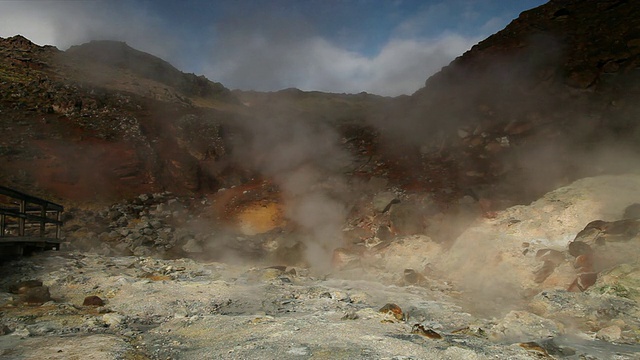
[0,35,386,206]
[382,0,640,202]
[0,35,242,203]
[3,1,640,358]
[3,0,640,209]
[65,40,230,100]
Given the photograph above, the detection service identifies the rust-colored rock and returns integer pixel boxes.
[573,254,593,271]
[83,295,105,306]
[519,342,549,356]
[19,286,51,305]
[411,324,442,339]
[567,272,598,292]
[378,303,404,321]
[9,280,51,305]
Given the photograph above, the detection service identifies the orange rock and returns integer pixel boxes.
[574,254,593,270]
[411,324,442,339]
[519,342,548,356]
[567,272,598,292]
[378,303,404,321]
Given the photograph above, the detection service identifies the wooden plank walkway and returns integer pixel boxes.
[0,186,64,255]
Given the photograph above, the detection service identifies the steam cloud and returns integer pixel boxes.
[232,109,351,270]
[226,110,349,268]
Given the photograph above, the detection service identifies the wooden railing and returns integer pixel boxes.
[0,186,64,254]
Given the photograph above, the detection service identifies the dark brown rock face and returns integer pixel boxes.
[83,295,105,306]
[0,35,238,202]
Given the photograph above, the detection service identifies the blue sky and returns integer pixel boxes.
[0,0,546,96]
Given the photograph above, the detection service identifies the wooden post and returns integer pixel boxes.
[56,211,62,239]
[40,203,47,237]
[18,200,25,236]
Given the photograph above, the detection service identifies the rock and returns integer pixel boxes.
[181,238,203,254]
[529,288,638,337]
[411,324,442,339]
[372,192,399,213]
[568,272,598,292]
[102,313,125,327]
[403,269,427,286]
[257,268,284,281]
[568,240,593,257]
[375,225,392,241]
[19,286,51,305]
[0,325,11,335]
[26,322,57,336]
[573,253,592,269]
[374,235,442,275]
[623,203,640,219]
[602,219,640,237]
[331,247,362,270]
[535,248,565,264]
[10,327,29,338]
[8,280,43,294]
[592,262,640,302]
[389,202,424,235]
[596,325,622,342]
[533,260,558,284]
[341,310,358,320]
[518,341,549,357]
[132,246,152,257]
[83,295,105,306]
[378,303,404,321]
[490,310,560,342]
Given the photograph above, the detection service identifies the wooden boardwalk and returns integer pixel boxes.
[0,186,64,255]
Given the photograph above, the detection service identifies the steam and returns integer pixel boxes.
[232,107,351,270]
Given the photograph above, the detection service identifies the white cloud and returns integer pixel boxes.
[0,1,179,63]
[0,0,479,96]
[205,31,478,96]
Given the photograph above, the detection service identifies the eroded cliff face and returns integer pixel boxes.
[0,36,241,202]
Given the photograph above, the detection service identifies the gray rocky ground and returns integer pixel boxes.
[2,175,640,359]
